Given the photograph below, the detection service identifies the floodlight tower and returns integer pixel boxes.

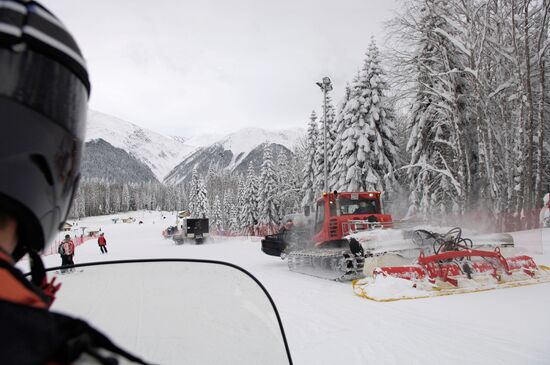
[315,77,333,193]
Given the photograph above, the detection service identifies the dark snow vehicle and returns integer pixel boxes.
[162,225,179,239]
[173,218,209,244]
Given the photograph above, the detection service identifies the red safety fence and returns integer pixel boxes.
[209,224,280,237]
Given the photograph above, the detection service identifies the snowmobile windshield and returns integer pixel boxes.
[339,198,379,215]
[40,259,293,365]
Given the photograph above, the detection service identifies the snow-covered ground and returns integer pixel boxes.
[22,211,550,365]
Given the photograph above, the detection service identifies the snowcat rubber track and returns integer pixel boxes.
[287,248,365,281]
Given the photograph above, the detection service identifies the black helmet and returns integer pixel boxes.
[0,1,90,260]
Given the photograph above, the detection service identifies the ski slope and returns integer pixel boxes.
[23,211,550,365]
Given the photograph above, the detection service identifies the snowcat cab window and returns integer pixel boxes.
[339,198,379,215]
[314,200,325,233]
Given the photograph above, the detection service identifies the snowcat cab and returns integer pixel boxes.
[311,191,392,245]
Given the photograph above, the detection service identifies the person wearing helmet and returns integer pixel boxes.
[60,234,75,272]
[279,219,294,234]
[0,2,148,364]
[353,200,377,215]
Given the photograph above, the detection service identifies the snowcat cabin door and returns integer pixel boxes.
[314,200,325,234]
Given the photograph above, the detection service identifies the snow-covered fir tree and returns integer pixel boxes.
[211,195,223,233]
[362,38,399,193]
[222,192,234,230]
[259,144,280,230]
[188,167,200,216]
[275,149,290,218]
[194,179,209,218]
[111,188,121,213]
[121,184,130,212]
[386,0,550,228]
[188,168,209,218]
[229,203,239,233]
[329,84,352,190]
[103,182,111,214]
[69,179,188,219]
[332,39,398,193]
[401,1,469,217]
[301,111,320,207]
[236,179,248,233]
[240,161,260,235]
[314,91,336,194]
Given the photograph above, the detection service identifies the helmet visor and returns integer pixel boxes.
[0,48,88,140]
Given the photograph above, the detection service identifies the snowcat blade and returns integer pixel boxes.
[287,248,365,281]
[261,234,288,257]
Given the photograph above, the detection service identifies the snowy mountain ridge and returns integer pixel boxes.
[86,110,304,184]
[183,132,226,147]
[163,127,303,186]
[212,127,302,169]
[86,110,197,181]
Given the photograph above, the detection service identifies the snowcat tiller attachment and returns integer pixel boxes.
[374,248,538,287]
[353,228,550,301]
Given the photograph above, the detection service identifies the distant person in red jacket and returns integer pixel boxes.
[98,232,108,254]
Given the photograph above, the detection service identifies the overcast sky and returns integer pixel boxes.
[44,0,397,137]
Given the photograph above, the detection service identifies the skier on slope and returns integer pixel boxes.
[58,234,74,273]
[62,234,76,270]
[0,2,149,363]
[98,232,108,254]
[58,241,65,269]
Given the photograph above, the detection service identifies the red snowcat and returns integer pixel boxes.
[262,191,549,293]
[262,191,393,280]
